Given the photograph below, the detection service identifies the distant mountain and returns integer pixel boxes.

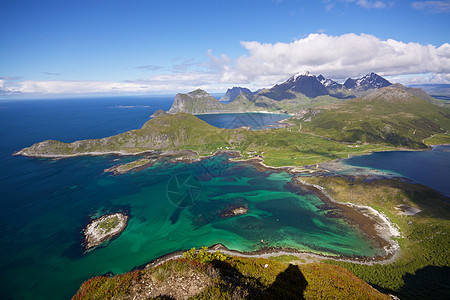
[166,72,439,116]
[259,71,329,100]
[343,72,392,91]
[168,89,264,114]
[168,89,226,114]
[220,87,254,102]
[408,84,450,96]
[317,74,343,90]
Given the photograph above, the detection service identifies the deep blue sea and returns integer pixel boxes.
[343,145,450,195]
[0,96,448,300]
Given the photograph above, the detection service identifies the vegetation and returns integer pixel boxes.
[19,112,399,168]
[73,249,390,299]
[302,176,450,299]
[423,132,450,145]
[230,126,396,167]
[72,270,141,300]
[300,87,450,148]
[98,216,120,233]
[268,255,301,263]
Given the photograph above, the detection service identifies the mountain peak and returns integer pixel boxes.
[344,73,391,90]
[220,87,253,102]
[289,71,315,82]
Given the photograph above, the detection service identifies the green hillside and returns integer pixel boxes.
[72,249,391,300]
[16,112,397,167]
[302,176,450,300]
[301,86,450,148]
[16,113,230,156]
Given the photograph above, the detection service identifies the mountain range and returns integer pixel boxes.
[168,72,398,115]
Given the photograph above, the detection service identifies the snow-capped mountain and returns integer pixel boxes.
[344,72,392,90]
[261,71,329,99]
[258,71,392,101]
[317,75,343,90]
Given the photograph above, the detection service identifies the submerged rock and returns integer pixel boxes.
[220,205,248,218]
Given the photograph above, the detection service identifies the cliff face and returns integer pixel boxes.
[168,89,226,114]
[219,87,254,102]
[14,113,228,157]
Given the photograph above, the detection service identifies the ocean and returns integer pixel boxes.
[0,96,448,299]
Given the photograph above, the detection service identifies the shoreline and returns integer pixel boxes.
[15,143,405,269]
[138,158,402,273]
[191,111,293,116]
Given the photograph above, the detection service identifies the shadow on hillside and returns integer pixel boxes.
[398,266,450,300]
[212,260,308,299]
[366,178,450,219]
[265,264,308,299]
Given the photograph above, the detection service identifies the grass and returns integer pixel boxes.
[73,251,390,300]
[268,255,300,263]
[423,132,450,145]
[300,93,450,149]
[98,216,120,233]
[301,176,450,299]
[20,112,401,168]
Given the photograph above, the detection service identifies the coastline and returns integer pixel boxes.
[138,158,402,273]
[14,140,404,268]
[191,111,292,116]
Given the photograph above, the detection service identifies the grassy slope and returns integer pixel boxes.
[301,88,450,148]
[19,112,397,167]
[424,132,450,145]
[233,127,396,167]
[20,113,231,156]
[72,249,390,300]
[302,176,450,299]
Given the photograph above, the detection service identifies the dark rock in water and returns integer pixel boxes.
[220,205,248,218]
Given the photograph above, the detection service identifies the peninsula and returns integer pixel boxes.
[15,72,450,165]
[13,71,450,299]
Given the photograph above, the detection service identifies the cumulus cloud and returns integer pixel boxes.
[214,33,450,86]
[412,1,450,13]
[2,33,450,96]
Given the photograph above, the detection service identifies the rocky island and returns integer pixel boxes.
[220,205,248,218]
[83,213,128,250]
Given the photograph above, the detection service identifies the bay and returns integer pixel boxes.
[343,145,450,195]
[0,96,436,300]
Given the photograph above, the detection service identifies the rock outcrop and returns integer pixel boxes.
[83,213,128,250]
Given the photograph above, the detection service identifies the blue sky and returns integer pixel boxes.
[1,0,449,97]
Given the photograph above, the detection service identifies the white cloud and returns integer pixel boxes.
[2,33,450,97]
[389,73,450,85]
[326,0,391,10]
[356,0,387,9]
[215,33,450,86]
[412,1,450,13]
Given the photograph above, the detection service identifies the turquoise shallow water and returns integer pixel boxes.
[0,97,388,299]
[1,154,382,300]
